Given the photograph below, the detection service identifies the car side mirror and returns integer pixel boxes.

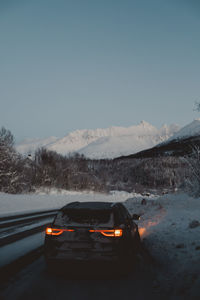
[132,214,140,220]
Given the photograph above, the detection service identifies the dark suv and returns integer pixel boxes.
[44,201,140,267]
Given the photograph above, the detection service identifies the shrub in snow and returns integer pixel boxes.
[176,243,185,249]
[183,145,200,197]
[189,220,200,229]
[141,198,147,205]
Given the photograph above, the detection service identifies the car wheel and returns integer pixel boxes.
[134,230,141,252]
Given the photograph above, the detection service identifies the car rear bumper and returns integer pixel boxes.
[45,249,120,262]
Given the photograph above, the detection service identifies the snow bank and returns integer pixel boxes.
[0,190,136,217]
[1,190,199,297]
[124,193,200,299]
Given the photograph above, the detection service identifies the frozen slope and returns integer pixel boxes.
[78,134,162,159]
[77,123,179,159]
[166,119,200,142]
[16,121,179,159]
[16,136,58,155]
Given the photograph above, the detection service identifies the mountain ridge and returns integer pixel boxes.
[16,121,179,159]
[115,119,200,160]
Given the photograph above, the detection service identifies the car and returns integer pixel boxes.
[44,201,140,269]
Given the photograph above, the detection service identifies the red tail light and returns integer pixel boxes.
[89,229,123,237]
[45,227,74,236]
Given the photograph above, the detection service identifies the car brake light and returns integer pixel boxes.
[45,228,74,236]
[89,229,123,237]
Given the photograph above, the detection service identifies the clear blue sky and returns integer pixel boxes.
[0,0,200,142]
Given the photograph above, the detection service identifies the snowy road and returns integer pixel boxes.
[1,191,200,299]
[0,255,166,300]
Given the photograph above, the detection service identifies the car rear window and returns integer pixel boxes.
[54,209,114,226]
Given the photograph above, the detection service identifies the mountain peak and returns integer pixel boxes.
[139,120,152,127]
[16,122,179,159]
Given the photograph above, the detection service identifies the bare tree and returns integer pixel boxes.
[182,145,200,196]
[194,101,200,112]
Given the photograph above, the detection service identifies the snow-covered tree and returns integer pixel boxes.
[194,101,200,112]
[0,127,31,193]
[183,145,200,196]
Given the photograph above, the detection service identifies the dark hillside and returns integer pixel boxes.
[115,135,200,160]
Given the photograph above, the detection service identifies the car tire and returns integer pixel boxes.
[134,230,141,252]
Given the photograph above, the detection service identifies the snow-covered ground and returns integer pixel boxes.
[125,193,200,299]
[0,189,199,298]
[0,189,135,217]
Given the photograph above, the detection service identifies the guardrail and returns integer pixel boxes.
[0,209,58,227]
[0,209,58,247]
[0,209,60,273]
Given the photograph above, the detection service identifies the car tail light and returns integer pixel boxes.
[89,229,123,237]
[45,227,74,236]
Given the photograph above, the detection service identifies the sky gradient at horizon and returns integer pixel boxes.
[0,0,200,142]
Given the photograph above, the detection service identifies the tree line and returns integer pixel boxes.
[0,126,198,195]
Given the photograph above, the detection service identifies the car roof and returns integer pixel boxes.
[61,201,115,211]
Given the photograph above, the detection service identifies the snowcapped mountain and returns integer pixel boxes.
[16,121,180,159]
[165,119,200,142]
[118,119,200,159]
[16,137,59,155]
